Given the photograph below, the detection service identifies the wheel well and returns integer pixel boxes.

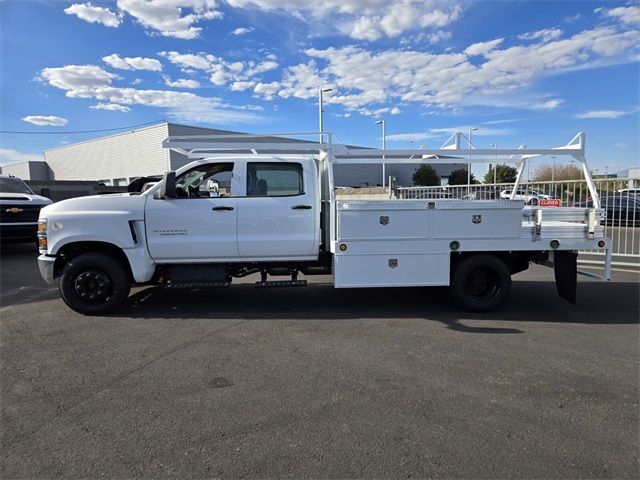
[451,251,547,276]
[53,241,133,280]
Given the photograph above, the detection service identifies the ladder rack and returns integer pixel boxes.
[163,131,599,208]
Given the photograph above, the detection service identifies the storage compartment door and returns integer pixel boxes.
[334,253,449,288]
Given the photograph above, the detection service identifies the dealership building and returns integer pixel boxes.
[2,122,463,187]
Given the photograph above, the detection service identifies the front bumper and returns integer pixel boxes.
[37,255,56,285]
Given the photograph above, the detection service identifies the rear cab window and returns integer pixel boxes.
[246,163,304,197]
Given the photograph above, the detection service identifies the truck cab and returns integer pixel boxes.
[145,157,320,262]
[37,156,324,314]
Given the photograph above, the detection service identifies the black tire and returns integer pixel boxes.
[450,255,511,312]
[59,252,131,315]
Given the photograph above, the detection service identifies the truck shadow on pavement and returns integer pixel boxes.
[114,278,640,334]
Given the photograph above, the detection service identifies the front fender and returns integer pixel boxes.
[46,215,137,255]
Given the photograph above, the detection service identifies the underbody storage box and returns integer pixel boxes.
[333,252,449,288]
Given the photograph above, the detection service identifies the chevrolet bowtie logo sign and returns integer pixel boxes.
[6,208,24,214]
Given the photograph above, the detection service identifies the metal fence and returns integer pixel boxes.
[397,178,639,266]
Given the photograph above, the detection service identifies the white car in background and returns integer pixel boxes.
[499,188,556,205]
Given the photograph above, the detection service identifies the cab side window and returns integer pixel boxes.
[246,163,303,197]
[175,163,234,198]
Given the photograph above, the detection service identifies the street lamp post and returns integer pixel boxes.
[376,120,386,187]
[468,127,478,190]
[318,87,332,143]
[489,143,497,185]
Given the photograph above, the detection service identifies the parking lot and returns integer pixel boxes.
[1,243,638,479]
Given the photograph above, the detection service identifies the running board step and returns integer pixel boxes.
[164,281,230,289]
[255,280,307,288]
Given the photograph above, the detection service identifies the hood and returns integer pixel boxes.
[0,192,53,204]
[40,192,146,220]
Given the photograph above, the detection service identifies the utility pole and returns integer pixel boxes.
[318,87,332,144]
[468,127,478,191]
[490,143,497,185]
[376,120,386,187]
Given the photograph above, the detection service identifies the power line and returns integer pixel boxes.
[0,120,164,135]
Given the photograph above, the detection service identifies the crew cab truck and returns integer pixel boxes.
[37,132,612,315]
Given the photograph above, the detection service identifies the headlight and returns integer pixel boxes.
[37,219,48,253]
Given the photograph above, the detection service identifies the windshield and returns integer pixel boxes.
[0,177,33,194]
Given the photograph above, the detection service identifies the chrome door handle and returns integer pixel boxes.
[212,206,234,211]
[292,205,312,210]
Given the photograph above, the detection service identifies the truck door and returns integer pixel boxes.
[145,162,239,261]
[237,161,319,259]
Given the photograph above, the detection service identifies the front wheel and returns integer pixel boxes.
[59,252,131,315]
[450,255,511,312]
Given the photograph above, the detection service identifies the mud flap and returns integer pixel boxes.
[554,251,577,305]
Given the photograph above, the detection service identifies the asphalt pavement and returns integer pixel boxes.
[1,242,638,479]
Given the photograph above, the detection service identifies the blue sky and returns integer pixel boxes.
[1,0,638,175]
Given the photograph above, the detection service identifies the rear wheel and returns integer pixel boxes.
[59,252,131,315]
[451,255,511,312]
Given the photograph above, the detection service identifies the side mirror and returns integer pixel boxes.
[161,171,176,198]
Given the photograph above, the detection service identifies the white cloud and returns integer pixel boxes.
[159,51,214,70]
[116,0,223,39]
[103,53,163,71]
[387,126,512,142]
[245,60,278,76]
[0,148,44,165]
[90,103,132,112]
[531,99,563,110]
[426,30,451,44]
[575,110,627,119]
[254,22,638,114]
[253,81,280,99]
[160,50,279,87]
[231,27,253,35]
[226,1,464,41]
[64,2,121,28]
[390,106,401,115]
[163,76,201,88]
[602,5,640,26]
[39,64,263,124]
[21,115,68,126]
[518,28,562,43]
[464,38,504,57]
[230,81,256,91]
[483,118,522,125]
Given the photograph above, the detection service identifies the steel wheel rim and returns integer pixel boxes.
[73,269,113,304]
[463,267,500,301]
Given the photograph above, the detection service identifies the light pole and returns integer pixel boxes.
[551,155,556,185]
[489,143,497,185]
[376,119,386,187]
[468,127,478,188]
[318,87,332,143]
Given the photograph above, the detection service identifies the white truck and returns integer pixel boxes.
[37,132,611,315]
